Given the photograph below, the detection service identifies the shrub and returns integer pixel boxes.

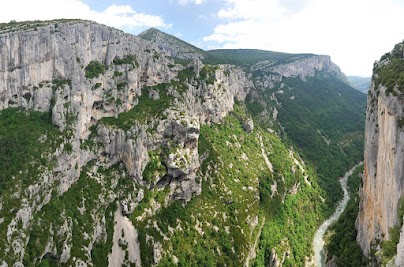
[85,60,105,79]
[113,55,138,68]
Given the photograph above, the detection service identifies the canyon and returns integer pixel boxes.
[0,20,371,266]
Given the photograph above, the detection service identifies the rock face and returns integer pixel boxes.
[0,19,175,136]
[251,55,348,89]
[356,42,404,258]
[396,221,404,266]
[0,20,251,266]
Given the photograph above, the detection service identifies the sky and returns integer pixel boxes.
[1,0,404,77]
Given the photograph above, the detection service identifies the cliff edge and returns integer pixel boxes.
[356,40,404,263]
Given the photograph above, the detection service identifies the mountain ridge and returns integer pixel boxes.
[138,27,349,81]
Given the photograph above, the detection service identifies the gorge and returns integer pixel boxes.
[2,19,402,267]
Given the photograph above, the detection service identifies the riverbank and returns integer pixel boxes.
[312,163,363,267]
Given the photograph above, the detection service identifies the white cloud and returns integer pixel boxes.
[104,4,136,16]
[177,0,205,6]
[204,0,404,76]
[0,0,170,32]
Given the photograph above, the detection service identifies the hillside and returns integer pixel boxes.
[0,21,365,267]
[200,46,365,208]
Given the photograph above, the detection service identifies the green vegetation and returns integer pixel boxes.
[381,198,404,265]
[0,108,60,195]
[200,65,219,85]
[373,41,404,95]
[91,202,117,266]
[117,82,127,91]
[80,124,100,150]
[100,65,217,130]
[247,75,366,210]
[22,163,135,266]
[93,82,102,89]
[132,104,328,266]
[186,48,365,213]
[347,76,371,93]
[101,83,173,129]
[0,108,63,263]
[113,55,139,68]
[177,68,195,81]
[24,164,103,265]
[325,165,367,267]
[204,49,314,69]
[275,76,365,207]
[0,25,369,266]
[142,150,166,184]
[399,118,404,128]
[52,79,71,90]
[85,60,106,79]
[113,70,123,77]
[0,19,83,33]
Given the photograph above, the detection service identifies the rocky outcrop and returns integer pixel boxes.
[98,60,251,201]
[251,55,348,90]
[326,256,338,267]
[396,219,404,266]
[356,42,404,258]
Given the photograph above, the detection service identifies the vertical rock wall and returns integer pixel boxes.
[356,83,404,256]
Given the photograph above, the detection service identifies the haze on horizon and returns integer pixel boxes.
[1,0,403,77]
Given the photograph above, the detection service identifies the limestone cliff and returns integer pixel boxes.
[251,54,348,90]
[0,20,251,266]
[356,40,404,260]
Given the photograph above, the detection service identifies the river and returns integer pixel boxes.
[312,163,363,267]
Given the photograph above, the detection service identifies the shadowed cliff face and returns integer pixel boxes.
[356,41,404,261]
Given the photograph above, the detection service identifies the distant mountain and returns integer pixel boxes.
[138,27,206,60]
[204,49,314,68]
[347,76,371,93]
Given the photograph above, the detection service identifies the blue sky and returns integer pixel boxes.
[79,0,224,44]
[1,0,404,77]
